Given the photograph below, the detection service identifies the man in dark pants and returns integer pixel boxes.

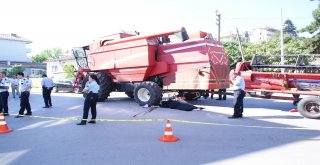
[216,89,226,100]
[15,72,32,117]
[41,74,53,108]
[229,72,246,119]
[0,71,10,116]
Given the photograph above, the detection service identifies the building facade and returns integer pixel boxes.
[0,33,46,77]
[248,27,280,43]
[46,55,78,80]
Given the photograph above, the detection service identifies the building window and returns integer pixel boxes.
[52,66,58,73]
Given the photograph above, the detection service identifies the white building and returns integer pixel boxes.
[46,55,78,80]
[248,27,280,43]
[0,33,46,77]
[0,33,32,62]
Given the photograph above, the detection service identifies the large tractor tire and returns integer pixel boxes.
[96,72,113,102]
[133,81,162,106]
[81,73,113,102]
[297,97,320,119]
[81,75,89,98]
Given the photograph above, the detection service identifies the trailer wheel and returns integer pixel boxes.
[262,91,273,98]
[297,97,320,119]
[134,81,162,106]
[96,72,113,102]
[125,92,134,99]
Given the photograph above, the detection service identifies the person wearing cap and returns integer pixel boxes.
[0,71,10,116]
[41,74,54,108]
[15,72,32,117]
[77,74,100,125]
[228,71,246,119]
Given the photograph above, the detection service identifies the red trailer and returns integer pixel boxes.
[73,27,230,106]
[235,54,320,119]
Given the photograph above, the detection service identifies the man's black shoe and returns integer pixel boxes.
[43,106,50,108]
[77,122,86,125]
[49,105,52,107]
[216,99,222,100]
[228,116,241,119]
[3,113,9,116]
[15,115,24,118]
[25,113,32,116]
[88,120,96,124]
[222,98,226,100]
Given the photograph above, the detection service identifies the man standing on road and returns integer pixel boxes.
[15,72,32,118]
[10,75,20,98]
[228,72,246,119]
[41,74,54,108]
[0,71,10,116]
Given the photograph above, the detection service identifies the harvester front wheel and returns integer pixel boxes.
[96,72,113,102]
[297,97,320,119]
[134,81,162,106]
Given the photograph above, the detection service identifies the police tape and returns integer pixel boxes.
[169,119,318,130]
[7,114,317,130]
[9,114,165,122]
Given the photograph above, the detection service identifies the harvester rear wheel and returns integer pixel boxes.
[297,97,320,119]
[134,81,162,106]
[96,72,113,102]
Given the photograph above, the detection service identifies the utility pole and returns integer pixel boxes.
[280,8,284,65]
[236,28,245,62]
[216,10,221,41]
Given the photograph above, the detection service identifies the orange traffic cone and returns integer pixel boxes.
[289,109,298,112]
[159,120,179,142]
[0,113,13,134]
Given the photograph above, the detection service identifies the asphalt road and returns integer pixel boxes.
[1,90,320,165]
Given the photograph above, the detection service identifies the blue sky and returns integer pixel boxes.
[0,0,318,55]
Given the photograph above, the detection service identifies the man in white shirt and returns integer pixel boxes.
[10,75,20,98]
[229,71,246,119]
[41,74,54,108]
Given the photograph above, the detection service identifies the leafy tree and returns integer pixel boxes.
[223,34,313,66]
[7,64,25,77]
[300,2,320,53]
[283,19,298,37]
[63,64,76,78]
[31,48,64,63]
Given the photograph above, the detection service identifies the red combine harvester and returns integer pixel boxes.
[72,27,230,106]
[235,54,320,119]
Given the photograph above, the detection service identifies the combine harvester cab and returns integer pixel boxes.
[72,27,230,106]
[235,54,320,119]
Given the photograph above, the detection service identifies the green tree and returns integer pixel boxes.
[63,64,76,78]
[283,19,298,37]
[31,48,64,63]
[300,2,320,53]
[7,64,25,77]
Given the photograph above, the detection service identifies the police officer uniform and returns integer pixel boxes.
[0,77,10,115]
[77,80,100,125]
[41,76,54,108]
[16,78,32,117]
[229,75,246,119]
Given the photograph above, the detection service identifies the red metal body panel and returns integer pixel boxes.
[78,28,230,90]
